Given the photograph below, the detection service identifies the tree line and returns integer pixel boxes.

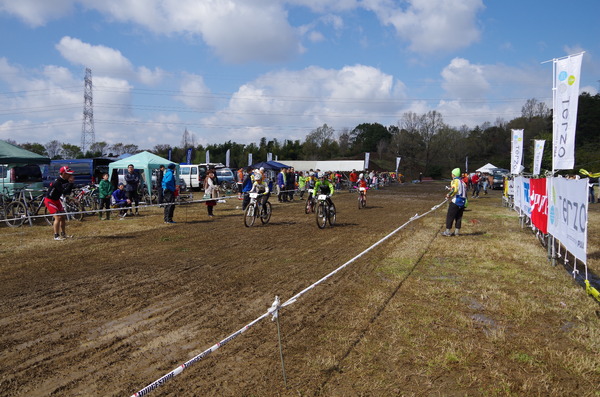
[9,93,600,179]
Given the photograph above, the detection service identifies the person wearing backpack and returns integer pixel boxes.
[442,167,467,237]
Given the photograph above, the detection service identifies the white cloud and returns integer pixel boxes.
[364,0,484,54]
[175,73,214,110]
[0,0,74,26]
[56,36,133,75]
[441,58,490,100]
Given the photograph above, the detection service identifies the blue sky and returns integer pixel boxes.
[0,0,598,151]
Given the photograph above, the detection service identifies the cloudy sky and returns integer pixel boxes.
[0,0,598,150]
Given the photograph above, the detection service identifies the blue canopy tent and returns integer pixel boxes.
[250,161,291,170]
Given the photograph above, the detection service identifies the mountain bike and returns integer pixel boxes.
[315,194,336,229]
[4,188,53,227]
[357,187,367,209]
[244,192,271,227]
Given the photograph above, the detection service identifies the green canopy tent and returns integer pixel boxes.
[0,140,50,195]
[107,151,178,204]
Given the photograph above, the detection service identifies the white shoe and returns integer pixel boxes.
[54,235,65,241]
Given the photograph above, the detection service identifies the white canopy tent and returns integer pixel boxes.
[476,163,498,174]
[277,160,365,172]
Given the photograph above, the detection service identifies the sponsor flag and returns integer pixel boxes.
[168,148,172,161]
[267,152,272,162]
[529,178,548,234]
[511,129,524,174]
[533,140,545,175]
[205,150,210,164]
[395,157,401,173]
[547,177,588,262]
[186,148,192,164]
[465,156,468,174]
[553,53,583,170]
[364,152,370,170]
[248,153,253,166]
[225,149,230,168]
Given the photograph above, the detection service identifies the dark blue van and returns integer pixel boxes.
[42,158,114,187]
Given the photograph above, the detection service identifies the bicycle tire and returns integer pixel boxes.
[68,202,84,221]
[305,197,312,214]
[244,204,256,227]
[260,201,272,224]
[328,202,336,226]
[316,202,327,229]
[43,205,54,225]
[5,201,27,227]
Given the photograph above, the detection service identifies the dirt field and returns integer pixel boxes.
[0,182,598,397]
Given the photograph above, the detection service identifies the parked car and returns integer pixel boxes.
[179,163,230,190]
[0,163,45,196]
[492,168,509,189]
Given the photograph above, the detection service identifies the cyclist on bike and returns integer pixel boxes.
[313,172,335,209]
[250,170,270,212]
[44,166,74,240]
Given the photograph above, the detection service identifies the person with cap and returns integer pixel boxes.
[162,163,177,224]
[44,166,75,240]
[442,167,467,237]
[157,164,166,204]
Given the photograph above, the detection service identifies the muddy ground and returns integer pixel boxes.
[0,182,598,396]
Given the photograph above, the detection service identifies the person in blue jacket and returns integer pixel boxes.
[162,163,176,224]
[112,183,131,219]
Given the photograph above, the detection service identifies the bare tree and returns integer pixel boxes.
[45,140,62,159]
[181,128,195,148]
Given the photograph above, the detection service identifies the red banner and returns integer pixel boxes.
[529,178,548,234]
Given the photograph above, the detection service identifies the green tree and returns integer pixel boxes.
[61,143,82,159]
[20,142,47,156]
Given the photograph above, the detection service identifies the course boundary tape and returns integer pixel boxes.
[130,199,448,397]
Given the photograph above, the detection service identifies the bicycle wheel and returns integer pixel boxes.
[5,201,27,227]
[43,206,54,225]
[358,194,362,209]
[260,201,272,224]
[316,202,327,229]
[244,204,256,227]
[305,197,312,214]
[328,202,336,226]
[68,202,84,221]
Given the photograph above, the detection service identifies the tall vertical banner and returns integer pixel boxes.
[553,53,583,170]
[248,153,253,166]
[465,156,468,174]
[529,178,548,234]
[267,152,272,162]
[168,148,172,161]
[364,152,370,170]
[395,157,401,173]
[225,149,230,168]
[205,150,210,164]
[547,177,588,262]
[533,140,545,175]
[186,148,192,164]
[511,129,523,174]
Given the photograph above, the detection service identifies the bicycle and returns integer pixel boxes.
[4,188,53,227]
[304,192,316,214]
[357,187,367,209]
[244,192,271,227]
[315,194,336,229]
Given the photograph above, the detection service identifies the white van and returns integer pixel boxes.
[180,163,227,190]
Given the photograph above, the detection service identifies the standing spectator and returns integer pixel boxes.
[44,166,74,240]
[237,167,244,199]
[98,173,113,220]
[419,172,423,183]
[286,167,296,201]
[588,177,597,203]
[349,169,359,189]
[298,171,308,199]
[162,163,176,223]
[241,166,254,211]
[471,172,481,198]
[277,168,287,202]
[111,183,131,219]
[442,168,467,237]
[124,164,141,216]
[156,164,165,204]
[335,171,342,190]
[481,173,489,194]
[203,169,219,217]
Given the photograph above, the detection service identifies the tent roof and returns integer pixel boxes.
[109,151,172,168]
[476,163,498,173]
[250,161,291,170]
[0,140,50,165]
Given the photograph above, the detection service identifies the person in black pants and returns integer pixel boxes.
[156,164,165,204]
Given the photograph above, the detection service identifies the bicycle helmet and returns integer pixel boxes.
[359,173,364,179]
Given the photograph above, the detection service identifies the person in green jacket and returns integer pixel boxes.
[298,171,308,199]
[98,173,113,220]
[313,172,335,209]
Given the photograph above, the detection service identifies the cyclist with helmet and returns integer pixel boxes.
[313,172,335,209]
[250,170,270,212]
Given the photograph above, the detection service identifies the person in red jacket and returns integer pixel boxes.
[471,172,481,198]
[349,169,359,189]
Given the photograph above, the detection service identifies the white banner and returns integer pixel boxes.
[553,53,583,170]
[547,177,588,262]
[395,157,401,173]
[225,149,230,168]
[267,152,272,162]
[511,129,524,174]
[513,176,531,217]
[533,140,545,175]
[248,153,253,166]
[205,150,210,164]
[364,152,370,170]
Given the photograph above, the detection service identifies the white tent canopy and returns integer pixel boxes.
[476,163,498,174]
[108,151,178,202]
[278,160,365,172]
